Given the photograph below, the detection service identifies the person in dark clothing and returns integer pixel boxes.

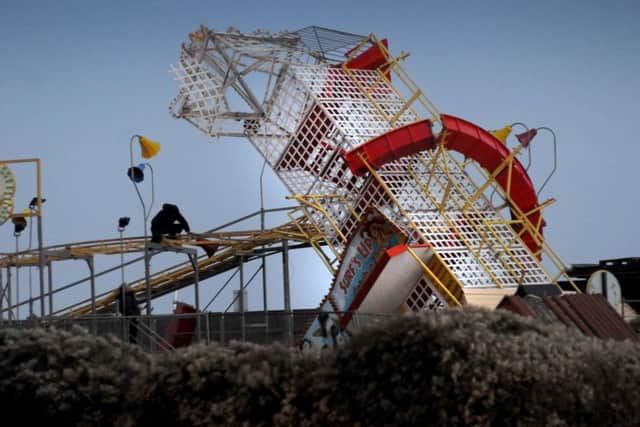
[150,203,190,243]
[117,285,141,344]
[117,286,141,316]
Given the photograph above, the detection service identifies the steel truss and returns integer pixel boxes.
[170,26,578,319]
[0,206,325,318]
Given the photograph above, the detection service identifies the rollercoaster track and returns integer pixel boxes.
[0,222,316,267]
[0,215,324,316]
[67,225,320,315]
[68,240,314,316]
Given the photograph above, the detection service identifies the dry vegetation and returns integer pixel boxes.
[1,308,639,426]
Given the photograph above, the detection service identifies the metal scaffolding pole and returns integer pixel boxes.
[87,256,96,315]
[47,262,53,316]
[191,253,201,342]
[0,268,3,320]
[5,267,11,320]
[37,211,45,317]
[262,255,268,342]
[31,160,46,319]
[239,256,245,342]
[282,239,293,345]
[87,256,96,334]
[192,254,200,311]
[144,244,152,315]
[259,162,269,342]
[15,237,20,320]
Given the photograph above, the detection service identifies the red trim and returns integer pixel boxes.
[386,243,430,258]
[386,244,409,258]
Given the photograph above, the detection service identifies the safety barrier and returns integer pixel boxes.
[0,310,398,352]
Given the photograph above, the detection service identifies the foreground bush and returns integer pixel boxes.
[0,325,151,426]
[125,341,312,427]
[1,308,639,426]
[278,308,640,426]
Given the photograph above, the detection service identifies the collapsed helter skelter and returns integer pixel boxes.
[170,25,579,350]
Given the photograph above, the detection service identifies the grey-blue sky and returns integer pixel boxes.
[1,0,639,313]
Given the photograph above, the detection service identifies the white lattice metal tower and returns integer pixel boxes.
[170,26,577,349]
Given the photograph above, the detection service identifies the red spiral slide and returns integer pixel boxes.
[343,114,544,256]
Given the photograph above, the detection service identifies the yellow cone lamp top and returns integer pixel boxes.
[490,125,512,145]
[138,136,161,159]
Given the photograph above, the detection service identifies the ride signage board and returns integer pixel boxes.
[302,209,407,351]
[329,210,407,314]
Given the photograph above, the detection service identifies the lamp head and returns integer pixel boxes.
[490,125,512,145]
[118,216,131,231]
[515,128,538,147]
[127,163,146,183]
[138,135,161,159]
[12,214,27,235]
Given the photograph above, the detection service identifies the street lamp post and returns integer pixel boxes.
[117,216,130,313]
[128,135,160,316]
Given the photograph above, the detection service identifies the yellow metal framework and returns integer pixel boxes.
[0,207,325,316]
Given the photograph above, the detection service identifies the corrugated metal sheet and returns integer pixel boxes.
[497,293,638,342]
[497,295,535,317]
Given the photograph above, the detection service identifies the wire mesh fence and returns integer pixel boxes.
[0,309,397,352]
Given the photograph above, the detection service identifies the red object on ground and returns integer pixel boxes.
[164,301,197,349]
[343,119,435,175]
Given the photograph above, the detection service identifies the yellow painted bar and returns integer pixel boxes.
[406,247,461,306]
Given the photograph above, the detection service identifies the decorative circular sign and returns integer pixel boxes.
[586,269,622,311]
[0,163,16,225]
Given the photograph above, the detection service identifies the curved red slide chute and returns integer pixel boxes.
[343,115,544,256]
[343,120,436,174]
[440,114,543,255]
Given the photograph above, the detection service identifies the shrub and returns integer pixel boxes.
[2,308,639,426]
[0,325,151,426]
[127,341,313,427]
[277,308,640,426]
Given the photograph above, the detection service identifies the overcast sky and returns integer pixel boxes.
[1,0,639,315]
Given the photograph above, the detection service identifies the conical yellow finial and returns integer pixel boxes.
[138,136,161,159]
[490,125,512,145]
